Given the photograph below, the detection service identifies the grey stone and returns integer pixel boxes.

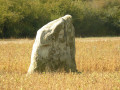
[27,15,77,74]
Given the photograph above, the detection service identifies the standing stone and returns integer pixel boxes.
[27,15,77,74]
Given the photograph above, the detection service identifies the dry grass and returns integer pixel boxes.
[0,37,120,90]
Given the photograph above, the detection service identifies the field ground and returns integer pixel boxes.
[0,37,120,90]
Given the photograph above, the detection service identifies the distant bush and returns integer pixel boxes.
[0,0,120,38]
[72,0,120,37]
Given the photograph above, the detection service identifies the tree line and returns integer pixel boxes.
[0,0,120,38]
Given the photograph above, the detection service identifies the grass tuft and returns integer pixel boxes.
[0,38,120,89]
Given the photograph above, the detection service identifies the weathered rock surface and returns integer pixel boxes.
[27,15,77,74]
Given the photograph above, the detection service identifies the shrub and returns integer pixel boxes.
[0,0,120,38]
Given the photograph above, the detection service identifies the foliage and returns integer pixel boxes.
[0,0,120,38]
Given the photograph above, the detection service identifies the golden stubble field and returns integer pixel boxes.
[0,37,120,90]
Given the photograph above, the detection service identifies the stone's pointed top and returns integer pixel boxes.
[63,14,72,18]
[62,14,72,22]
